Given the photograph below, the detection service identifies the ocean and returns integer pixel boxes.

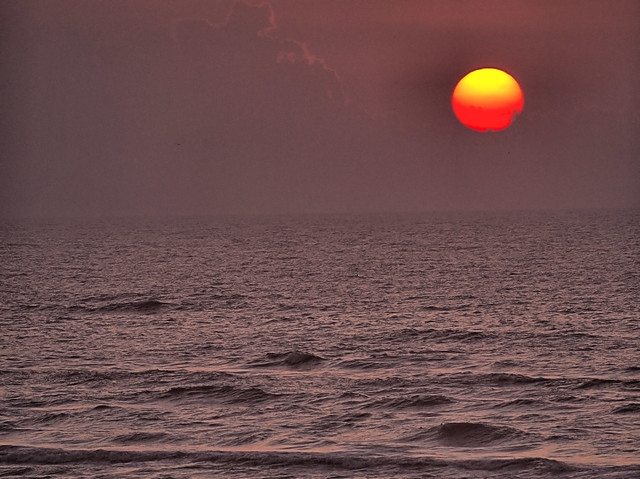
[1,210,639,478]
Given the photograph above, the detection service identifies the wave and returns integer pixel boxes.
[435,422,525,447]
[79,292,143,303]
[612,403,640,414]
[0,445,576,473]
[48,368,233,387]
[0,369,33,387]
[367,394,454,410]
[0,421,19,433]
[436,329,487,341]
[180,293,248,310]
[576,378,640,390]
[91,404,114,411]
[389,327,488,342]
[335,358,387,370]
[95,299,169,313]
[420,305,465,312]
[158,384,280,404]
[447,372,553,387]
[6,395,71,409]
[494,398,544,408]
[312,412,373,432]
[482,373,552,385]
[71,292,245,314]
[576,378,620,389]
[23,411,71,426]
[42,368,144,389]
[0,445,186,465]
[52,369,125,385]
[111,431,169,444]
[464,456,575,473]
[405,422,527,447]
[70,299,170,314]
[249,351,325,368]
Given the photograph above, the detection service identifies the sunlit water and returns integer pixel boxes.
[1,211,639,478]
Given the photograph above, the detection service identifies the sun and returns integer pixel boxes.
[452,68,524,132]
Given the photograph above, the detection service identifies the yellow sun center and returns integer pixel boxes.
[451,68,524,132]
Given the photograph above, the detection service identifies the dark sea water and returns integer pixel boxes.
[1,210,639,478]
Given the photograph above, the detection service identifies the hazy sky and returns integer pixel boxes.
[2,0,638,217]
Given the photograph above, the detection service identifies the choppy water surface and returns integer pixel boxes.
[1,211,639,478]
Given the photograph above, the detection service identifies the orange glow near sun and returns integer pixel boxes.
[452,68,524,132]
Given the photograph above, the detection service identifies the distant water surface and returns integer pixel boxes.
[1,210,639,478]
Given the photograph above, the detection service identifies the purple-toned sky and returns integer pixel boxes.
[2,0,638,217]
